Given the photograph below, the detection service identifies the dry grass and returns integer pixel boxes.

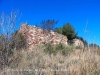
[1,46,100,75]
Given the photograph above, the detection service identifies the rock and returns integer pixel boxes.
[73,38,84,48]
[19,23,68,50]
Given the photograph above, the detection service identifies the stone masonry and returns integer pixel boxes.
[19,23,68,50]
[73,38,84,48]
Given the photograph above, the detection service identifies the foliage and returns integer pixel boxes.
[55,43,66,51]
[0,31,26,70]
[75,46,83,49]
[54,28,62,34]
[44,43,57,55]
[62,23,77,40]
[10,31,26,50]
[62,45,74,56]
[55,23,88,46]
[55,23,77,41]
[0,31,26,56]
[40,19,58,31]
[0,10,21,69]
[44,43,73,56]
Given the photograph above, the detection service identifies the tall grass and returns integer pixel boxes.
[1,44,100,75]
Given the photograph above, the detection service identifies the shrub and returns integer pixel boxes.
[62,46,73,56]
[75,46,83,49]
[10,31,26,50]
[44,43,57,55]
[0,34,9,69]
[0,10,21,70]
[55,43,66,51]
[0,31,26,70]
[55,43,69,55]
[44,43,74,56]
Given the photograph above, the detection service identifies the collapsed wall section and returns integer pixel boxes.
[19,23,68,50]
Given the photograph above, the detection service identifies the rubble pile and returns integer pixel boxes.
[19,23,68,50]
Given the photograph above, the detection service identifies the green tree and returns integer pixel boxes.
[62,23,77,40]
[55,23,77,43]
[55,28,62,34]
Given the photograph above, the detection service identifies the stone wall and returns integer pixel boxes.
[73,38,84,48]
[18,23,68,50]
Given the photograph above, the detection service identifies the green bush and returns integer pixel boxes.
[75,46,83,49]
[0,31,26,69]
[44,43,57,55]
[10,31,26,50]
[55,43,66,51]
[44,43,74,56]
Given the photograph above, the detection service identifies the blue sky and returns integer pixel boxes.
[0,0,100,45]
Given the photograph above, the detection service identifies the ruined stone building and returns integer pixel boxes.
[18,23,68,50]
[73,38,84,48]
